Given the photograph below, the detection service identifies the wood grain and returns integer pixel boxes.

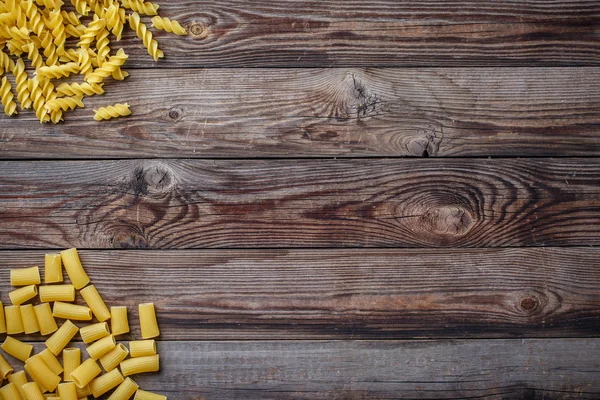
[0,159,599,249]
[63,0,600,67]
[9,340,600,399]
[2,68,600,158]
[1,248,599,340]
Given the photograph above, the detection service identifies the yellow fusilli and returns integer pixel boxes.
[93,102,130,120]
[129,12,163,61]
[44,95,84,111]
[151,16,186,35]
[85,48,127,83]
[57,82,104,97]
[12,58,31,109]
[36,61,79,79]
[121,0,158,15]
[0,77,17,116]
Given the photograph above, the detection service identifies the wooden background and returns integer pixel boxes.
[1,0,600,398]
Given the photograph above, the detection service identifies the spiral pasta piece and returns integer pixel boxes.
[61,10,81,25]
[45,95,84,111]
[0,77,17,116]
[28,76,50,123]
[77,47,93,75]
[151,16,186,35]
[12,58,31,109]
[8,0,27,27]
[65,23,86,37]
[129,12,163,61]
[78,17,105,47]
[21,0,45,36]
[36,0,64,9]
[0,50,15,73]
[57,81,104,97]
[121,0,158,15]
[95,27,110,65]
[47,10,66,54]
[70,0,89,15]
[112,67,128,80]
[93,102,130,120]
[104,4,124,40]
[23,42,44,68]
[37,61,79,78]
[85,47,127,83]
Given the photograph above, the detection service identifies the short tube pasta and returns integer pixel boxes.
[21,382,45,400]
[25,354,61,391]
[39,284,75,302]
[86,334,116,360]
[10,266,41,286]
[75,384,92,397]
[2,336,33,362]
[9,284,38,305]
[80,285,110,322]
[139,303,160,339]
[60,248,90,289]
[120,355,159,376]
[53,301,92,320]
[129,339,156,357]
[44,253,63,283]
[134,389,167,400]
[108,377,139,400]
[70,358,101,388]
[89,368,124,397]
[100,343,129,372]
[0,382,22,400]
[20,304,40,334]
[5,305,25,334]
[8,370,28,399]
[111,306,129,335]
[0,301,6,333]
[80,321,110,343]
[63,348,81,382]
[34,302,58,335]
[24,364,48,393]
[45,319,79,355]
[0,353,14,378]
[57,382,78,400]
[39,348,64,375]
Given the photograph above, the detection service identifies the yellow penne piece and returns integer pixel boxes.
[63,348,81,381]
[53,301,92,321]
[8,370,29,399]
[138,303,160,339]
[111,306,129,336]
[22,382,45,400]
[0,352,14,378]
[25,354,61,392]
[6,305,24,334]
[80,285,111,322]
[2,336,33,362]
[57,382,78,400]
[0,301,7,334]
[80,321,110,344]
[45,319,79,355]
[100,343,129,372]
[44,254,63,283]
[134,389,166,400]
[39,284,75,302]
[75,384,92,397]
[9,284,38,305]
[0,382,22,400]
[34,303,58,335]
[60,248,90,289]
[120,354,159,376]
[108,377,139,400]
[89,368,124,397]
[11,266,41,286]
[39,348,64,375]
[86,334,116,360]
[21,303,40,334]
[129,339,156,357]
[24,364,48,393]
[71,358,101,389]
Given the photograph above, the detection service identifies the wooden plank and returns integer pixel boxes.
[65,0,600,67]
[1,248,599,340]
[8,340,600,399]
[1,159,599,249]
[1,68,599,158]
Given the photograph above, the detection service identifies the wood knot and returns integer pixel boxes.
[189,22,206,38]
[127,164,175,196]
[520,296,539,312]
[421,206,473,237]
[168,107,184,121]
[110,232,148,249]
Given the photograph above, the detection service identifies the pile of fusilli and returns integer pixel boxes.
[1,0,186,122]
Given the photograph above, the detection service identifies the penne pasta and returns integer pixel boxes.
[5,305,25,334]
[0,382,22,400]
[53,301,92,321]
[129,340,156,357]
[34,303,58,335]
[39,284,75,302]
[0,352,14,379]
[134,389,167,400]
[110,306,129,336]
[24,364,49,393]
[25,354,61,392]
[87,334,116,360]
[89,368,124,397]
[9,284,38,305]
[120,354,159,376]
[100,343,129,372]
[139,303,160,339]
[80,322,110,344]
[108,377,139,400]
[57,382,78,400]
[45,319,79,355]
[44,254,64,283]
[2,336,33,362]
[70,358,101,389]
[8,370,29,399]
[63,348,81,382]
[21,382,45,400]
[80,285,111,322]
[21,303,40,334]
[11,266,41,286]
[60,248,90,289]
[39,348,64,375]
[75,384,92,397]
[0,301,6,333]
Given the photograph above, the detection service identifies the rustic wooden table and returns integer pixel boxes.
[1,0,600,398]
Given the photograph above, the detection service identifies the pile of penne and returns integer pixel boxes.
[0,248,166,399]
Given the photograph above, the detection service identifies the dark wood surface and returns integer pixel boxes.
[0,249,599,340]
[2,68,599,159]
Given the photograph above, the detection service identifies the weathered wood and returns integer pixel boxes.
[1,159,599,249]
[2,68,600,158]
[8,340,600,399]
[63,0,600,67]
[1,248,599,340]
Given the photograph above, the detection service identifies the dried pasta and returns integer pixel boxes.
[80,321,110,343]
[8,370,29,398]
[70,358,101,388]
[9,284,38,305]
[108,377,139,400]
[57,382,78,400]
[86,334,116,360]
[89,368,124,397]
[100,343,129,372]
[152,16,186,35]
[93,102,131,120]
[80,284,111,322]
[2,336,33,362]
[39,348,65,375]
[44,253,63,283]
[111,306,130,335]
[63,347,81,382]
[34,302,58,335]
[0,76,17,116]
[134,389,167,400]
[57,81,104,97]
[120,354,159,376]
[0,302,5,334]
[0,353,13,379]
[60,248,90,289]
[129,339,156,357]
[129,12,163,61]
[39,284,75,302]
[45,319,79,355]
[21,382,45,400]
[5,305,25,334]
[10,266,41,286]
[139,302,160,339]
[20,303,40,334]
[25,354,61,391]
[0,382,22,400]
